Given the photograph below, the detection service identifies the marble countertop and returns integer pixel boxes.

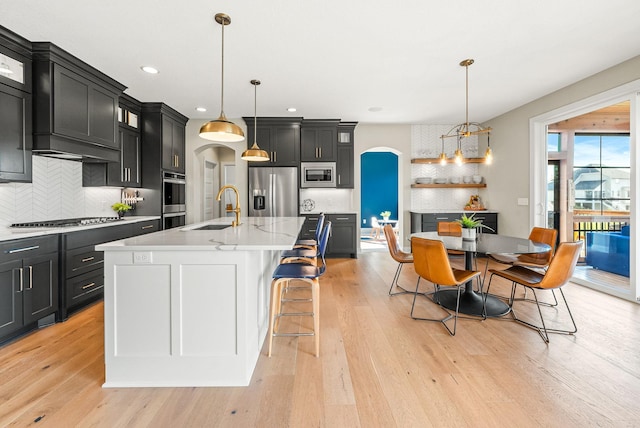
[96,216,305,252]
[0,216,161,242]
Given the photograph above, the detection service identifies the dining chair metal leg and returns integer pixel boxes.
[410,277,462,336]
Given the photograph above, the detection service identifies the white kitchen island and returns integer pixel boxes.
[96,216,305,387]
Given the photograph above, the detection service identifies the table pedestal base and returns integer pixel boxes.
[434,289,510,318]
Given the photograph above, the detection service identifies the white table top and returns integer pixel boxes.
[96,216,306,252]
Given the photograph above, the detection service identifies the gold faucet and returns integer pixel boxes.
[216,185,241,226]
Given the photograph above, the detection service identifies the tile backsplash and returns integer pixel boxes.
[0,156,121,227]
[299,188,354,213]
[410,124,484,211]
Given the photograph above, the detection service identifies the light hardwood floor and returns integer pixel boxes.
[1,252,639,427]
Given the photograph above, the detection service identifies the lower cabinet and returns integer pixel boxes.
[410,212,498,234]
[0,235,58,343]
[299,214,357,258]
[59,219,160,319]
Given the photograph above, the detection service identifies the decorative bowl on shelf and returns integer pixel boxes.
[416,177,432,184]
[472,175,483,184]
[449,177,461,184]
[463,175,472,184]
[434,178,448,184]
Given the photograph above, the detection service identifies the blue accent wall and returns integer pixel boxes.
[361,152,398,226]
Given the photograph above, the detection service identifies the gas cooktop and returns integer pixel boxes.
[10,217,120,228]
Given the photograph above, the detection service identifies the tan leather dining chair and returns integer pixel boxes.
[489,227,558,270]
[383,224,416,296]
[487,227,558,305]
[485,241,582,343]
[437,221,464,256]
[410,237,481,336]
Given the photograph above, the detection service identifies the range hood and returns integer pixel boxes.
[32,134,119,162]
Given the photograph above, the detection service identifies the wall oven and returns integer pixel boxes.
[163,172,186,213]
[163,171,186,229]
[301,162,336,188]
[163,212,186,230]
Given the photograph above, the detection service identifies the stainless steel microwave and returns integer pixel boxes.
[301,162,336,188]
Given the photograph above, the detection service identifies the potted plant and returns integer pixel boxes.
[380,211,391,221]
[111,202,132,219]
[455,212,494,240]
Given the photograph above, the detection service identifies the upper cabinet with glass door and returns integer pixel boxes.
[0,26,33,182]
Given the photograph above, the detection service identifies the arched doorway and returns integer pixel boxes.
[360,149,399,251]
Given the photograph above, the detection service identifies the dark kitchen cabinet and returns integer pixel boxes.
[32,42,126,162]
[0,27,33,182]
[0,235,58,343]
[59,219,161,319]
[142,103,188,174]
[299,214,357,259]
[243,117,302,166]
[410,212,498,234]
[0,86,32,182]
[301,119,339,162]
[326,214,357,258]
[83,94,141,187]
[336,122,357,189]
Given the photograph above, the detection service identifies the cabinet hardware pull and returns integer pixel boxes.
[82,257,95,262]
[274,152,277,163]
[336,217,349,220]
[28,265,33,289]
[8,245,40,254]
[141,225,153,229]
[435,217,449,220]
[82,282,96,290]
[319,147,322,158]
[18,267,24,292]
[338,175,341,185]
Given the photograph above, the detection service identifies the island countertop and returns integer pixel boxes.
[96,216,305,252]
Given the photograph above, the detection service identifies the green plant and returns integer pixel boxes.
[111,202,132,213]
[380,211,391,218]
[456,212,494,231]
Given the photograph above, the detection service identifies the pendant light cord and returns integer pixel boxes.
[253,81,258,145]
[220,20,225,118]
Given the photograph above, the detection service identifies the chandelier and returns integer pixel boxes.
[439,59,492,165]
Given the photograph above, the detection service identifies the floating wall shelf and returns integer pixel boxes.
[411,183,487,189]
[411,157,486,164]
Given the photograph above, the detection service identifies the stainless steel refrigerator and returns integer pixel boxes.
[249,167,299,217]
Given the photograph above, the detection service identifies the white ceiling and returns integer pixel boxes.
[3,0,640,125]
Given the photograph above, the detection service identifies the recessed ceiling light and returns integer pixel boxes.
[196,107,207,112]
[287,107,297,112]
[141,66,159,74]
[368,106,383,112]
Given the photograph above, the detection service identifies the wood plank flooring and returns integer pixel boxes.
[1,252,639,427]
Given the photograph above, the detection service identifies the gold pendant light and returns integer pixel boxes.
[440,59,492,164]
[199,13,245,143]
[241,80,270,161]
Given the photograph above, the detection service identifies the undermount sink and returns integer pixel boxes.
[192,224,233,231]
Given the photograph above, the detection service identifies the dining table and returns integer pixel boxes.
[410,231,551,317]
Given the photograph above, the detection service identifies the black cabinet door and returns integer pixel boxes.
[326,214,357,258]
[108,127,140,187]
[161,116,185,173]
[245,118,301,167]
[52,64,118,149]
[336,144,354,188]
[301,125,338,162]
[0,259,23,338]
[22,252,58,325]
[0,85,32,182]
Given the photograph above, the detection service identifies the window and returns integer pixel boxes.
[573,133,630,215]
[547,132,561,152]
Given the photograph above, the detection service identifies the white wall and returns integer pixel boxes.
[483,55,640,237]
[354,124,412,244]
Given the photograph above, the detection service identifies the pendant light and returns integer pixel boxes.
[440,59,492,164]
[241,80,270,161]
[199,13,245,143]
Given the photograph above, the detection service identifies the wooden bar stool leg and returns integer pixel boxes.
[268,278,283,357]
[312,278,320,357]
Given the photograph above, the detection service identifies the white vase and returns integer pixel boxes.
[462,228,476,241]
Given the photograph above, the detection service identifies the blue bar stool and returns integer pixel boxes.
[267,221,331,357]
[292,213,325,250]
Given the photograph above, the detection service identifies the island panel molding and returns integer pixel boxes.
[98,216,305,387]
